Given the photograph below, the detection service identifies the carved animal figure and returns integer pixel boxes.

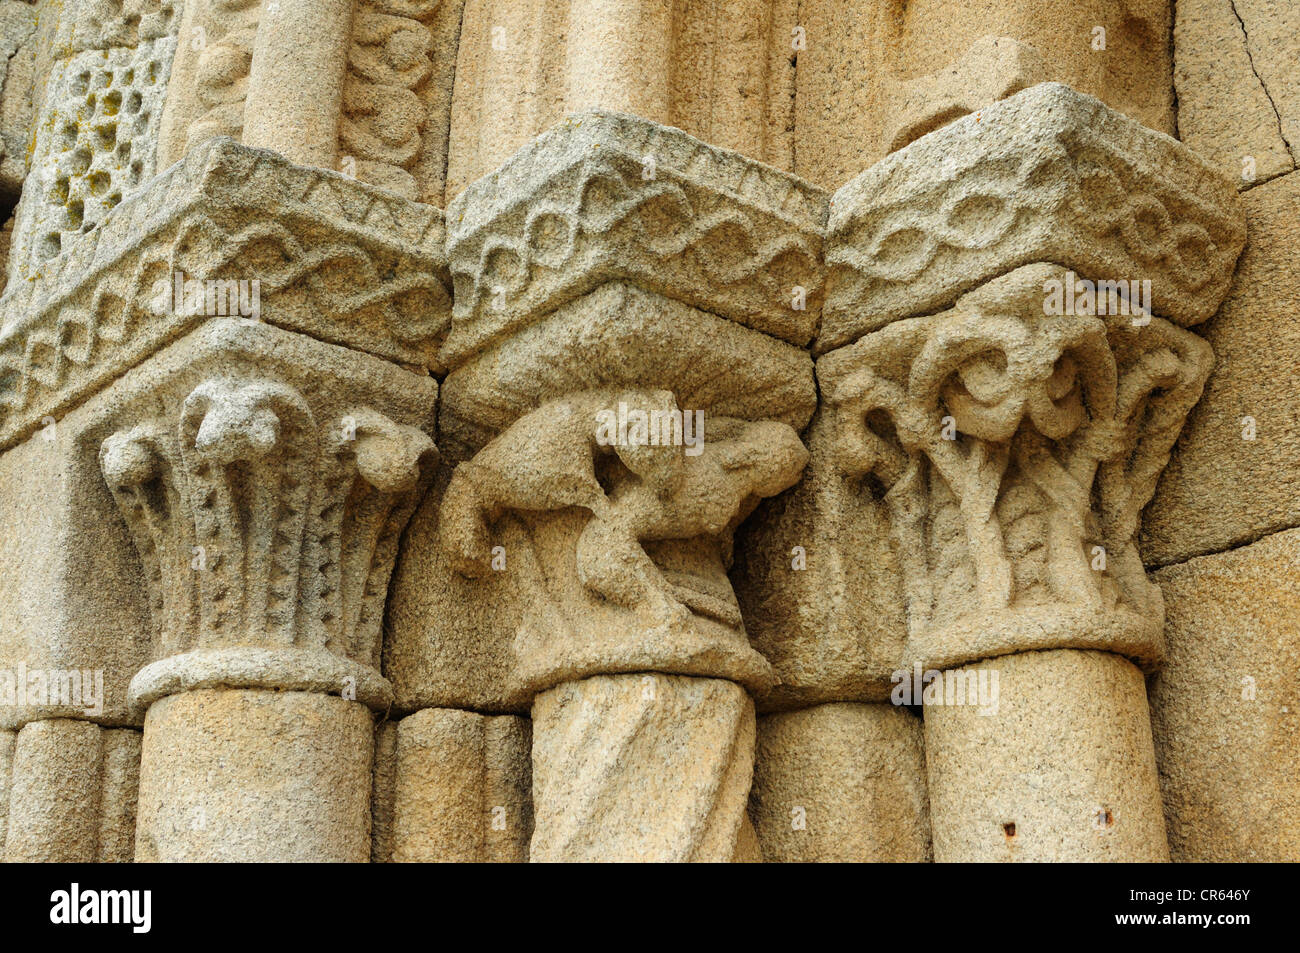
[440,388,807,616]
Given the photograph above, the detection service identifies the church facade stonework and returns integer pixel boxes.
[0,0,1293,862]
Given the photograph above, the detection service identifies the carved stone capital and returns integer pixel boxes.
[434,281,814,697]
[0,137,451,453]
[819,263,1214,671]
[820,83,1247,353]
[442,110,828,366]
[94,321,436,710]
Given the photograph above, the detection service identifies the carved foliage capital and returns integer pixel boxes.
[96,323,436,703]
[820,264,1213,669]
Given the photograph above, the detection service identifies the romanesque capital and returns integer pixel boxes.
[96,320,437,711]
[820,262,1211,671]
[416,112,824,860]
[816,84,1248,672]
[432,112,824,696]
[0,137,450,453]
[819,82,1246,353]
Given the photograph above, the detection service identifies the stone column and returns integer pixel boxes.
[243,0,355,167]
[97,321,436,861]
[793,0,1174,187]
[817,84,1246,861]
[430,111,825,861]
[3,720,140,863]
[565,0,673,119]
[370,707,533,863]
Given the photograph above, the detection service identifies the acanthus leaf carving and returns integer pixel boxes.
[100,362,436,681]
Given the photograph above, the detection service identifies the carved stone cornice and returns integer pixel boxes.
[439,281,816,455]
[93,320,436,711]
[442,110,828,366]
[820,82,1248,354]
[819,263,1214,672]
[0,137,450,453]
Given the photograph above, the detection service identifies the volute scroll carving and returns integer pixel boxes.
[95,322,437,710]
[820,263,1213,672]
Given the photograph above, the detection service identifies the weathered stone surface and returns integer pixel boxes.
[438,383,804,697]
[8,23,178,286]
[386,707,531,862]
[0,0,38,204]
[241,0,353,168]
[99,728,142,863]
[135,688,374,862]
[337,0,467,202]
[0,728,11,852]
[161,0,469,189]
[370,719,398,862]
[750,702,931,861]
[385,461,530,713]
[391,282,814,711]
[1150,528,1300,862]
[1142,171,1300,565]
[1232,0,1300,167]
[0,315,435,729]
[820,83,1246,353]
[881,35,1051,158]
[816,245,1214,863]
[794,1,1174,189]
[440,281,815,452]
[91,320,435,714]
[443,111,827,364]
[0,0,1291,867]
[155,0,259,168]
[0,414,149,729]
[0,138,450,455]
[0,719,141,862]
[530,673,755,862]
[446,0,796,200]
[4,719,103,862]
[1174,0,1295,190]
[819,264,1214,674]
[732,408,908,709]
[926,650,1169,862]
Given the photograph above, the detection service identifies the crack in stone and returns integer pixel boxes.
[1228,0,1297,163]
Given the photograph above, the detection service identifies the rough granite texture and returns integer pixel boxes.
[0,0,1292,865]
[1142,170,1300,565]
[135,689,374,862]
[750,702,932,861]
[925,650,1170,862]
[1150,529,1300,862]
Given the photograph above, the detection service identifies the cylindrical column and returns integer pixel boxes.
[750,701,931,862]
[135,688,374,862]
[565,0,673,120]
[924,649,1169,862]
[3,720,102,862]
[530,673,755,862]
[242,0,354,167]
[381,707,532,863]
